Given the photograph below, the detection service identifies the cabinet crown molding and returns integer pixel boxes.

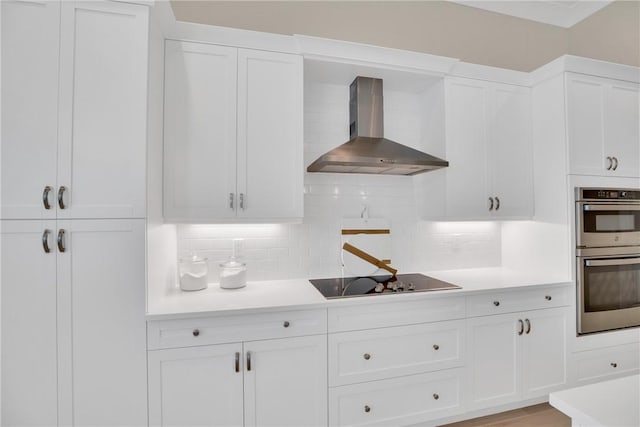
[531,55,640,85]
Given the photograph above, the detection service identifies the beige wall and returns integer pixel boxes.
[568,0,639,67]
[170,1,639,72]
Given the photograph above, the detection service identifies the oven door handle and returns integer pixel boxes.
[585,257,640,267]
[582,204,640,211]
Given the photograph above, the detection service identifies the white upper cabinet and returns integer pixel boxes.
[1,0,148,220]
[163,41,303,223]
[566,73,639,177]
[1,0,60,219]
[440,77,533,220]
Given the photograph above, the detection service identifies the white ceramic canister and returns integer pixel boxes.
[178,255,208,291]
[219,259,246,289]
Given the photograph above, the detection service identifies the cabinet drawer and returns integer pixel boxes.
[329,368,463,426]
[329,320,464,386]
[466,285,571,317]
[574,343,640,383]
[328,296,465,333]
[147,309,327,350]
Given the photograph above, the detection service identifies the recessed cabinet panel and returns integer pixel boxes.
[57,1,148,219]
[445,79,489,218]
[244,335,327,427]
[237,49,303,220]
[148,344,244,427]
[566,73,640,177]
[163,41,238,222]
[1,0,60,219]
[1,220,59,426]
[57,219,148,426]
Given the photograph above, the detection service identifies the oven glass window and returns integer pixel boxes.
[583,260,640,312]
[583,209,640,233]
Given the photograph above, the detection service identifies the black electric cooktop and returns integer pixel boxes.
[309,273,461,299]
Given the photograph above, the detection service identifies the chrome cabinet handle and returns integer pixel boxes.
[493,301,500,307]
[488,197,494,211]
[495,196,500,211]
[525,318,531,334]
[246,351,252,371]
[235,352,240,373]
[433,393,439,400]
[612,157,619,171]
[283,321,290,328]
[57,186,66,209]
[364,405,371,413]
[239,193,245,210]
[606,156,613,170]
[229,193,234,210]
[433,344,440,351]
[192,329,200,337]
[57,229,66,253]
[42,229,52,253]
[611,362,618,368]
[545,295,552,301]
[363,353,371,360]
[42,186,53,210]
[518,319,524,335]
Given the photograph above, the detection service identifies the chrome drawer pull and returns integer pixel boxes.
[363,353,371,360]
[611,362,618,368]
[57,186,66,209]
[525,318,531,334]
[235,352,240,372]
[192,329,200,337]
[612,157,619,171]
[488,197,494,211]
[283,321,290,328]
[433,344,440,351]
[43,186,53,210]
[495,196,500,211]
[433,393,439,400]
[247,351,252,371]
[229,193,234,210]
[42,229,52,253]
[518,319,524,336]
[364,405,371,413]
[606,156,613,170]
[545,295,552,301]
[57,229,66,253]
[493,301,500,307]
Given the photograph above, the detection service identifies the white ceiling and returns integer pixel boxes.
[450,1,612,28]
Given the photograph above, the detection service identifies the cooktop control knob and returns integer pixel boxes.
[408,282,415,291]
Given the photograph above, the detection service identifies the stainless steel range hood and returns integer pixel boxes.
[307,76,448,176]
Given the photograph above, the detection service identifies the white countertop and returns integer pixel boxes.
[147,267,570,320]
[550,375,640,427]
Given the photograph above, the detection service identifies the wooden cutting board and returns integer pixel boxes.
[341,218,392,277]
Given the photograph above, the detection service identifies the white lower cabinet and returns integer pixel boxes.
[466,306,568,410]
[329,368,464,427]
[1,219,148,426]
[571,342,640,384]
[147,320,327,427]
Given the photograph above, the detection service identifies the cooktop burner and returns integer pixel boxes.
[309,273,460,299]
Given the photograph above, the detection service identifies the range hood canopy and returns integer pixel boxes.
[307,76,448,176]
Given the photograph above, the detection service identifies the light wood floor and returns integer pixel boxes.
[440,403,571,427]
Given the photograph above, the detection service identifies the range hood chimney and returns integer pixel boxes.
[307,76,448,176]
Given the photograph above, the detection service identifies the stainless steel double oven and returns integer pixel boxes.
[576,188,640,335]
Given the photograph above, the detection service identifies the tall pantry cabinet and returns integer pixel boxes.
[1,1,149,425]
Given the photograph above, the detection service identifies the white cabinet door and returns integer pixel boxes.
[1,0,59,219]
[490,84,533,218]
[521,307,568,399]
[1,220,58,426]
[57,219,147,426]
[444,78,490,219]
[148,344,244,427]
[466,313,521,410]
[244,335,327,427]
[57,1,148,219]
[566,73,640,177]
[237,49,303,221]
[163,41,238,222]
[605,80,639,177]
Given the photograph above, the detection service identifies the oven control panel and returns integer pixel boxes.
[579,188,640,201]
